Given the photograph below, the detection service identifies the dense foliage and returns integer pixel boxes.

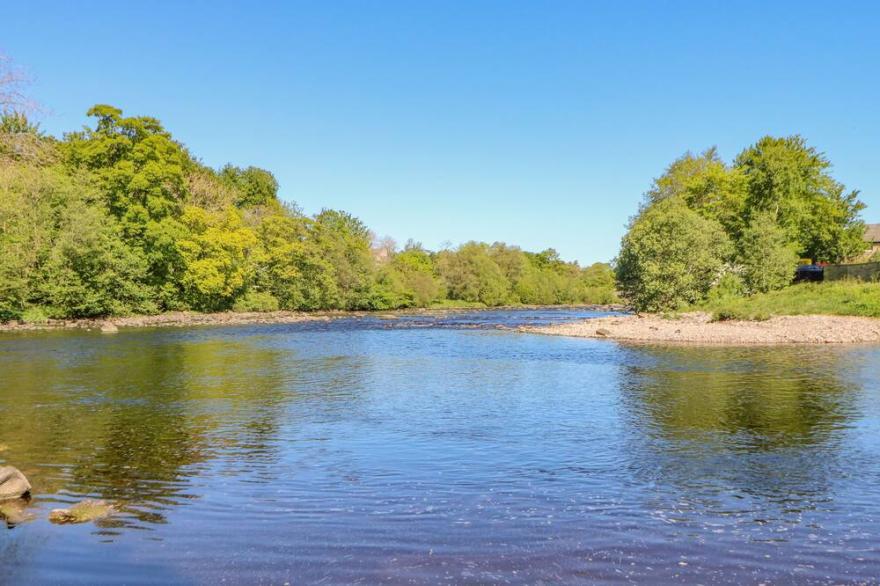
[617,139,866,311]
[0,107,616,320]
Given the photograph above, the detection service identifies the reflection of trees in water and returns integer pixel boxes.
[617,345,861,504]
[0,333,299,527]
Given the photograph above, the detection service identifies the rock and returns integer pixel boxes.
[100,322,119,334]
[0,498,34,527]
[595,328,612,337]
[49,500,115,525]
[0,466,31,500]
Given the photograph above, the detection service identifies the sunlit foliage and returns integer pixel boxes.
[0,107,614,319]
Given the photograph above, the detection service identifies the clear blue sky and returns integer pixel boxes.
[5,1,879,263]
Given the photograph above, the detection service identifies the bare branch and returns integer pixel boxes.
[0,54,35,114]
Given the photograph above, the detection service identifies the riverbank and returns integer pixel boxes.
[696,281,880,320]
[0,304,622,332]
[524,312,880,345]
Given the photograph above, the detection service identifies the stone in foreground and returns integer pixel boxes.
[0,466,31,500]
[49,500,115,524]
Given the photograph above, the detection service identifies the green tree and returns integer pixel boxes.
[177,206,261,311]
[646,148,747,238]
[737,211,799,294]
[36,199,155,317]
[253,210,339,310]
[219,164,279,208]
[437,242,511,306]
[616,198,732,311]
[735,135,865,262]
[313,209,376,309]
[390,242,442,307]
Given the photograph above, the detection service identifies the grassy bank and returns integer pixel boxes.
[697,281,880,321]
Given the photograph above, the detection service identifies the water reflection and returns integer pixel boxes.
[618,345,863,510]
[0,333,296,528]
[622,346,859,447]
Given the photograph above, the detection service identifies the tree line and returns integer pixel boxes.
[0,106,616,321]
[616,138,866,311]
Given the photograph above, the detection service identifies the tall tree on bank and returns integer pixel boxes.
[616,198,732,312]
[735,135,865,262]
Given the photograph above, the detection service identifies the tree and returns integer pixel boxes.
[437,242,511,306]
[313,209,376,309]
[390,243,442,307]
[616,198,732,311]
[735,135,865,262]
[252,211,339,310]
[645,148,747,238]
[737,211,799,294]
[64,105,191,225]
[219,165,279,208]
[37,200,155,317]
[177,207,260,311]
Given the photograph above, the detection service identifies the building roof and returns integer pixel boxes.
[866,224,880,244]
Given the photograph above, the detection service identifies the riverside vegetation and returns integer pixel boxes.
[615,139,870,314]
[0,107,616,322]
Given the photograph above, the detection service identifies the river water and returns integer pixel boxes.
[2,309,880,584]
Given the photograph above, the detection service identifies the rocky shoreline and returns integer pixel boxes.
[0,304,621,333]
[523,312,880,345]
[0,310,332,332]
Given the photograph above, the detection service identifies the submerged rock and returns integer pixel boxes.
[49,500,115,524]
[0,498,34,527]
[0,466,31,500]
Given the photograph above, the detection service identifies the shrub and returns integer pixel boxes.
[20,307,49,324]
[232,291,280,313]
[738,211,799,294]
[616,198,732,311]
[707,271,747,302]
[712,307,770,322]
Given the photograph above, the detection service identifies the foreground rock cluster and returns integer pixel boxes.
[0,466,114,527]
[524,312,880,345]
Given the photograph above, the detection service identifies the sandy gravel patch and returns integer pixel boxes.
[523,312,880,345]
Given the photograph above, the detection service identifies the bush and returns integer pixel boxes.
[20,307,50,324]
[712,307,770,322]
[616,198,732,311]
[232,291,280,313]
[738,211,799,293]
[706,272,747,302]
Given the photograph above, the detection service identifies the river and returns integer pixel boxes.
[2,309,879,584]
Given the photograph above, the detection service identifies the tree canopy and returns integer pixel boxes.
[617,136,866,311]
[0,106,616,320]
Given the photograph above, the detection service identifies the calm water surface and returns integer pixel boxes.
[2,309,880,584]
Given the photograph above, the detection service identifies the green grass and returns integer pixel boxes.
[696,280,880,321]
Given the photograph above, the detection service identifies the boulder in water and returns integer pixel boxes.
[0,466,31,500]
[49,500,115,524]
